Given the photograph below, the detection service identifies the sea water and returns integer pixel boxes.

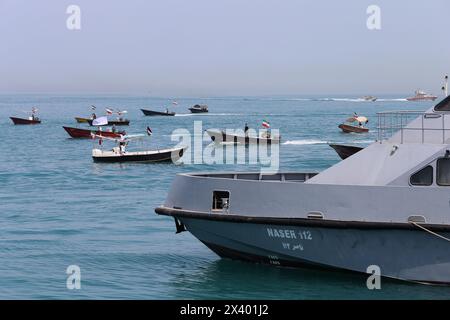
[1,94,449,299]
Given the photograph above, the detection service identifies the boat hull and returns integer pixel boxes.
[407,97,437,101]
[87,119,130,126]
[329,144,364,160]
[207,129,280,144]
[141,109,175,116]
[338,124,369,133]
[75,117,91,123]
[157,207,450,284]
[189,108,208,113]
[10,117,41,125]
[63,126,124,139]
[92,147,186,163]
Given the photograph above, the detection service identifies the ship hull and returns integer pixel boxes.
[189,108,208,113]
[338,124,369,133]
[10,117,41,125]
[207,129,280,144]
[329,144,364,159]
[157,207,450,284]
[63,126,124,138]
[87,119,130,126]
[92,147,185,163]
[141,109,175,116]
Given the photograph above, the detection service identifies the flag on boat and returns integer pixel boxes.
[31,107,38,113]
[146,126,153,136]
[172,101,178,106]
[262,120,270,128]
[92,116,108,126]
[106,108,114,115]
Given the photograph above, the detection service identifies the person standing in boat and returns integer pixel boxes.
[244,123,249,136]
[92,112,97,120]
[111,124,116,133]
[119,141,126,154]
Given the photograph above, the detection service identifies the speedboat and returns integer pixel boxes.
[156,95,450,284]
[141,109,175,116]
[361,96,377,102]
[328,144,364,159]
[91,134,186,163]
[189,104,208,113]
[206,129,281,145]
[406,90,437,101]
[63,126,125,139]
[338,114,369,133]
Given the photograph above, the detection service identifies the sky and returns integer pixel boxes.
[0,0,449,96]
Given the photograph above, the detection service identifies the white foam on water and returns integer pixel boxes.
[283,139,328,145]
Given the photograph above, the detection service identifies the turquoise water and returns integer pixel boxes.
[1,94,450,299]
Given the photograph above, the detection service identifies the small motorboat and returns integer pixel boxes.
[75,105,98,123]
[206,129,281,144]
[338,114,369,133]
[361,96,377,102]
[87,119,130,126]
[406,90,437,101]
[63,126,125,139]
[75,117,92,123]
[10,116,41,125]
[141,108,175,116]
[91,133,187,163]
[188,104,208,113]
[329,144,364,160]
[10,107,41,125]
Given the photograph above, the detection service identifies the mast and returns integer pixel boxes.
[442,75,448,97]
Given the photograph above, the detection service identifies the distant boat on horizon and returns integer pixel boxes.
[406,90,437,101]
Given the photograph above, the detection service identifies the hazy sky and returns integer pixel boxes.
[0,0,449,96]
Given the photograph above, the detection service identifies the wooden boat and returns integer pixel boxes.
[188,104,208,113]
[338,123,369,133]
[93,145,187,163]
[75,117,92,123]
[10,117,41,125]
[329,144,364,160]
[206,129,280,144]
[141,109,175,116]
[87,119,130,126]
[63,126,125,139]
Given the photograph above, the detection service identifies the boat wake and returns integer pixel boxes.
[282,139,328,145]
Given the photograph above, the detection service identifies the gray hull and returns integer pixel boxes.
[157,208,450,284]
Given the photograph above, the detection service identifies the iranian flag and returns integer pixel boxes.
[105,108,114,115]
[262,120,270,129]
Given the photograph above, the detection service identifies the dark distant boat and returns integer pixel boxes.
[329,144,364,160]
[87,119,130,126]
[189,104,208,113]
[10,117,41,125]
[141,109,175,116]
[63,126,125,139]
[206,129,280,144]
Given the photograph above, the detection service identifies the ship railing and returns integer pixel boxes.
[377,110,450,144]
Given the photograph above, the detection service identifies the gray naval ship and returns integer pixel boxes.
[156,95,450,284]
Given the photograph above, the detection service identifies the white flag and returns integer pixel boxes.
[92,116,108,126]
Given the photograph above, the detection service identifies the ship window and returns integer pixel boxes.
[434,96,450,112]
[212,191,230,210]
[410,166,433,186]
[437,159,450,186]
